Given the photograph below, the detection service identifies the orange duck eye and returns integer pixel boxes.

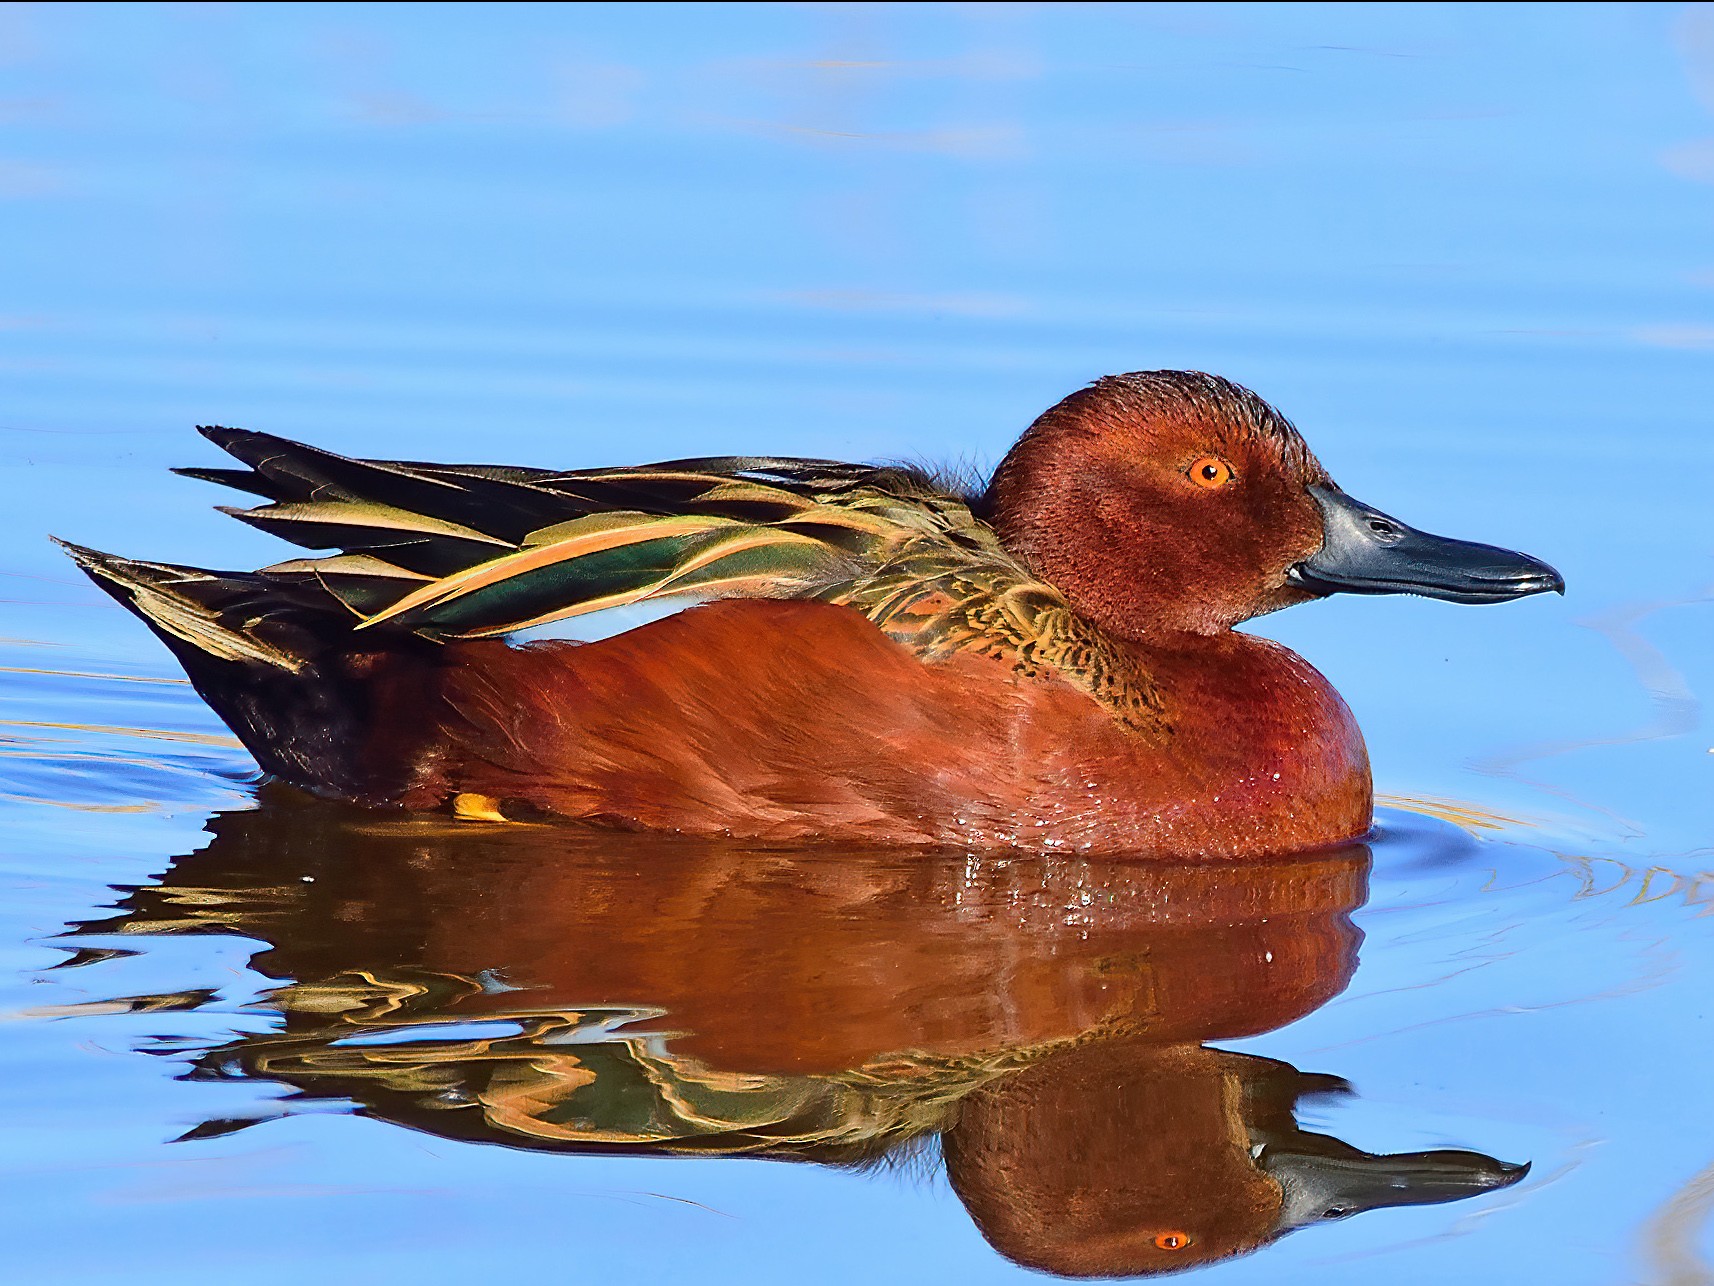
[1154,1231,1194,1251]
[1186,456,1235,489]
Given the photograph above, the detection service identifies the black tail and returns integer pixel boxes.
[55,540,432,801]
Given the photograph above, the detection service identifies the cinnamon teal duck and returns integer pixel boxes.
[58,370,1562,856]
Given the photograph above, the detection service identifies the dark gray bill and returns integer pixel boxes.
[1261,1140,1530,1232]
[1288,484,1564,604]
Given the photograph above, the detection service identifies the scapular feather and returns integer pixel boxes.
[131,429,1161,729]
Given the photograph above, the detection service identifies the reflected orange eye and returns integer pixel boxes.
[1154,1232,1194,1251]
[1186,456,1236,489]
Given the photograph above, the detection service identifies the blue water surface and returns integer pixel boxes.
[2,4,1712,1283]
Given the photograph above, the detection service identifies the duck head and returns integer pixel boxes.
[942,1040,1528,1278]
[985,371,1563,637]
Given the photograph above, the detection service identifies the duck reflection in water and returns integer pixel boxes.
[82,792,1526,1277]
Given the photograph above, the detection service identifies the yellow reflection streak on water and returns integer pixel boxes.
[1377,793,1528,834]
[0,794,156,814]
[0,663,190,685]
[0,718,241,747]
[1553,854,1714,912]
[1640,1150,1714,1286]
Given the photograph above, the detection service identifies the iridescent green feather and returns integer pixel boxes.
[169,427,1165,732]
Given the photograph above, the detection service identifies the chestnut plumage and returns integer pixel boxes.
[56,370,1561,856]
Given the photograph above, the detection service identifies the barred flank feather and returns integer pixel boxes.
[85,427,1165,732]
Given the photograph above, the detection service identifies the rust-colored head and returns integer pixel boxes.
[986,372,1330,637]
[986,370,1564,638]
[941,1037,1528,1278]
[942,1041,1286,1276]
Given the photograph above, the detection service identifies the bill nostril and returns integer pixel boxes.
[1367,519,1397,537]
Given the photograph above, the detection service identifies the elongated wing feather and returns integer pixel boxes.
[361,518,837,637]
[191,426,580,540]
[55,540,323,672]
[183,430,987,627]
[260,554,434,617]
[174,429,1162,730]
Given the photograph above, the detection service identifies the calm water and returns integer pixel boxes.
[3,3,1713,1282]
